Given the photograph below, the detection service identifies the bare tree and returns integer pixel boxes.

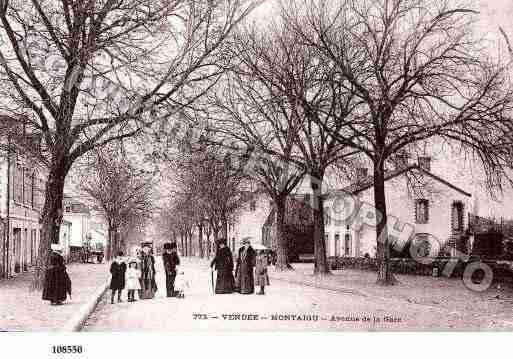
[283,0,513,284]
[0,0,257,287]
[81,149,153,260]
[215,21,359,274]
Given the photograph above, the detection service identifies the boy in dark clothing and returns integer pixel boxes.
[162,242,180,297]
[110,251,127,303]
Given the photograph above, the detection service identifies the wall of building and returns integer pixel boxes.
[227,194,272,253]
[324,169,471,258]
[0,147,47,276]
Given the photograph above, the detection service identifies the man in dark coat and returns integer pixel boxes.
[210,238,235,294]
[234,238,256,294]
[109,251,127,303]
[162,242,180,297]
[42,244,72,305]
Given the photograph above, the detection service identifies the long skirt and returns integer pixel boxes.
[215,269,235,294]
[235,270,254,294]
[140,278,157,299]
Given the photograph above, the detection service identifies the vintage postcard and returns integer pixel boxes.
[1,0,513,345]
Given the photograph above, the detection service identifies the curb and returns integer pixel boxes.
[61,277,110,332]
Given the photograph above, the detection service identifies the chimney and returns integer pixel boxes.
[356,167,368,182]
[418,156,431,172]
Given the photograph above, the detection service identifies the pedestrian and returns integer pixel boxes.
[42,244,72,305]
[174,270,189,298]
[210,238,235,294]
[140,244,157,299]
[162,242,180,297]
[125,259,141,302]
[255,250,270,295]
[234,238,256,294]
[110,251,127,304]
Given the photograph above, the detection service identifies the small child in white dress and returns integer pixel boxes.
[174,270,189,298]
[125,260,141,302]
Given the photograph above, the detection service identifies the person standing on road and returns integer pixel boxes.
[234,238,256,294]
[140,245,157,299]
[162,242,180,297]
[125,259,141,302]
[255,250,270,295]
[109,251,127,304]
[210,238,235,294]
[42,244,72,305]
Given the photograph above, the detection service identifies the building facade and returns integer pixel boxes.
[0,137,46,277]
[62,195,91,257]
[227,193,272,253]
[323,160,472,259]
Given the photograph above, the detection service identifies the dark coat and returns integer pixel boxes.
[42,252,72,303]
[235,246,256,294]
[162,251,180,275]
[210,246,235,294]
[109,261,127,290]
[140,253,157,298]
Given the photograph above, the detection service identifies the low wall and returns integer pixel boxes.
[328,256,513,283]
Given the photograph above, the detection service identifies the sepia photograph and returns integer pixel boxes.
[0,0,512,353]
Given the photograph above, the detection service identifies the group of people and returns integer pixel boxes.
[42,237,268,306]
[210,237,270,295]
[108,242,182,303]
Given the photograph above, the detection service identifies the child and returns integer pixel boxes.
[109,251,127,304]
[125,259,141,302]
[174,270,189,298]
[255,250,270,295]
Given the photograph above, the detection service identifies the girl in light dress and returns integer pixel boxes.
[125,259,141,302]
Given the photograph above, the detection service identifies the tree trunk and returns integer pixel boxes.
[311,175,330,275]
[374,161,398,286]
[32,162,68,290]
[221,214,228,240]
[180,234,185,256]
[197,222,204,258]
[274,195,293,271]
[107,225,118,261]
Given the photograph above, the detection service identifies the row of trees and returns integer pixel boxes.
[79,148,154,260]
[156,145,251,258]
[1,0,512,287]
[201,0,513,284]
[0,0,259,287]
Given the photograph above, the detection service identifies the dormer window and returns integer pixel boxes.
[415,199,429,224]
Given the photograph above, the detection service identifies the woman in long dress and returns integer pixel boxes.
[42,244,72,305]
[210,238,235,294]
[234,238,256,294]
[139,246,157,299]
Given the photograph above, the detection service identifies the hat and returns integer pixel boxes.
[217,238,227,245]
[241,237,251,245]
[51,243,63,252]
[163,243,171,250]
[128,257,139,264]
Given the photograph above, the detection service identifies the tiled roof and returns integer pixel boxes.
[326,165,471,198]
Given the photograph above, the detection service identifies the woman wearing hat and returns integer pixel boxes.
[42,244,72,305]
[139,244,157,299]
[162,242,180,297]
[210,238,235,294]
[234,238,256,294]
